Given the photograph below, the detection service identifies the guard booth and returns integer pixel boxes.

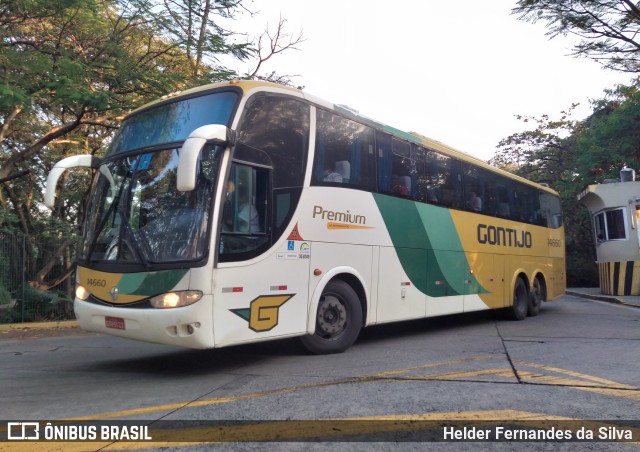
[578,168,640,296]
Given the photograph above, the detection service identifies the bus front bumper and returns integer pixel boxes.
[73,296,214,349]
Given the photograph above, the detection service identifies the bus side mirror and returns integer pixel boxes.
[177,124,234,192]
[44,154,100,209]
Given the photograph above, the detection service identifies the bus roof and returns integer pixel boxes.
[125,79,559,196]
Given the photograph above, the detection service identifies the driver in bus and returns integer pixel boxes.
[237,187,261,233]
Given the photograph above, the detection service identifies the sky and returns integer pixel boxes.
[223,0,635,161]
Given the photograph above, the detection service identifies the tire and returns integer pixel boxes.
[300,279,362,354]
[528,277,544,317]
[507,277,528,321]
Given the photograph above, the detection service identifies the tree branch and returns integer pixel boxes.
[0,109,86,181]
[248,16,304,80]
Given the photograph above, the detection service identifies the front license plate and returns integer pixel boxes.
[105,316,126,330]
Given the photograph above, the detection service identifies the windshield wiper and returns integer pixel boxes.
[117,208,151,269]
[86,178,126,262]
[85,163,146,268]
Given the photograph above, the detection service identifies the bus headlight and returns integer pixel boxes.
[149,291,202,309]
[75,285,90,300]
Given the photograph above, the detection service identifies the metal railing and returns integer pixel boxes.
[0,232,77,324]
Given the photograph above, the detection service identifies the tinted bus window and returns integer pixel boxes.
[377,133,415,198]
[231,94,311,259]
[312,110,376,190]
[463,163,484,213]
[422,149,463,209]
[237,94,310,189]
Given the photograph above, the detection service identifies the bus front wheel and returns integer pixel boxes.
[301,279,362,354]
[507,277,528,321]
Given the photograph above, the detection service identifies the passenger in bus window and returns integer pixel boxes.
[467,191,482,212]
[392,175,409,196]
[323,164,343,183]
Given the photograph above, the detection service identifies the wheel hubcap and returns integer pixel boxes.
[532,281,541,303]
[317,295,346,336]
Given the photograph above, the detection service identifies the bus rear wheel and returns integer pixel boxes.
[507,277,528,321]
[300,279,362,354]
[528,277,544,317]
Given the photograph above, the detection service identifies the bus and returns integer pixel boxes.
[45,80,565,354]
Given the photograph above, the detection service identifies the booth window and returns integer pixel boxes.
[594,208,627,242]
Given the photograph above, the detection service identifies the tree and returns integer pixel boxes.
[0,0,190,292]
[493,83,640,287]
[513,0,640,72]
[0,0,304,293]
[245,16,305,86]
[574,83,640,179]
[499,2,640,287]
[492,104,581,184]
[493,107,596,286]
[135,0,251,83]
[141,1,304,86]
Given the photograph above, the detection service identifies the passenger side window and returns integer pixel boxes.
[463,163,484,213]
[230,94,310,259]
[219,163,270,259]
[421,149,463,209]
[378,134,415,198]
[312,110,376,190]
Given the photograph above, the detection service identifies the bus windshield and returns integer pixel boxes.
[81,145,222,267]
[106,90,238,156]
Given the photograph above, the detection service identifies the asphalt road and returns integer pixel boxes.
[0,294,638,451]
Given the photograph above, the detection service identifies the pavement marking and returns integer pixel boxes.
[364,354,497,378]
[53,354,638,422]
[2,356,638,450]
[399,368,516,381]
[62,355,503,421]
[515,360,637,389]
[513,360,640,401]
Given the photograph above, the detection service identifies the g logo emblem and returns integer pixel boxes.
[230,294,294,332]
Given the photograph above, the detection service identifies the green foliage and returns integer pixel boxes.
[0,0,263,296]
[493,105,581,185]
[0,285,73,323]
[495,82,640,287]
[513,0,640,73]
[0,285,11,304]
[0,0,301,315]
[575,84,640,181]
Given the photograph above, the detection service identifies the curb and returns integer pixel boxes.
[565,290,638,308]
[0,320,78,332]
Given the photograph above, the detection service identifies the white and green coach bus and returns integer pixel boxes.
[45,80,565,354]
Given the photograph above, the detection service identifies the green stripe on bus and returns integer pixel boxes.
[118,269,189,295]
[373,194,485,297]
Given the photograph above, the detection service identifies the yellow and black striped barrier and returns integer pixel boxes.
[598,261,640,296]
